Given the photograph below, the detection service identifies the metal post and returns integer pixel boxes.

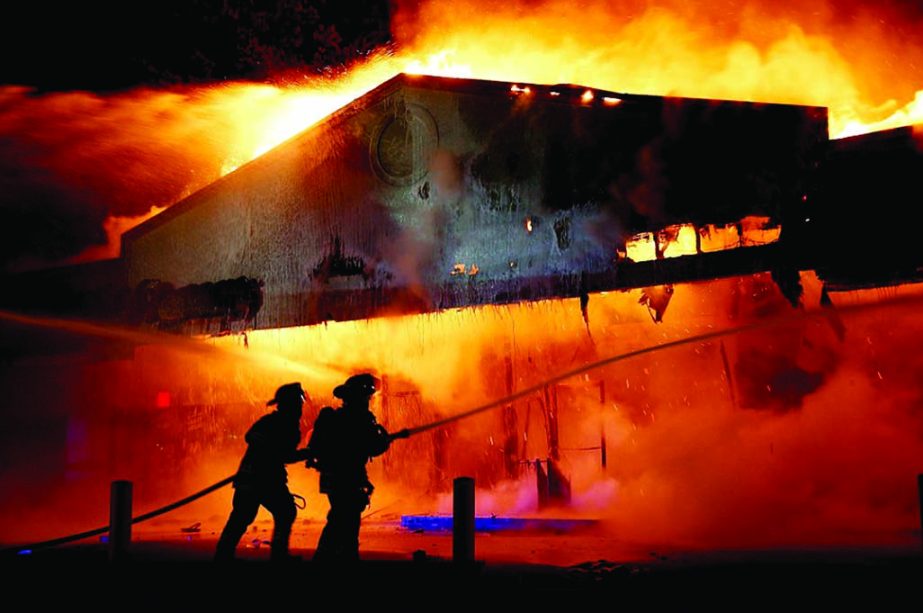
[600,430,607,469]
[453,477,475,563]
[599,381,607,470]
[109,480,132,562]
[502,355,518,479]
[544,385,560,461]
[535,459,549,509]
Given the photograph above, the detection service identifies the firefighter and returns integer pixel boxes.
[215,382,311,562]
[306,373,409,562]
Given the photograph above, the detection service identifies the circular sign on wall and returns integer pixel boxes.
[370,103,439,186]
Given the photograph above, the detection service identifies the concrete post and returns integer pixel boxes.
[109,480,132,562]
[453,477,475,563]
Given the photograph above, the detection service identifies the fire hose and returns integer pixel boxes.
[1,475,234,556]
[4,293,917,556]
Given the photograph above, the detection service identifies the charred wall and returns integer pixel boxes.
[119,74,827,331]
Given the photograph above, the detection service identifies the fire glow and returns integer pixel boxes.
[2,1,923,559]
[2,0,922,268]
[210,0,923,176]
[625,217,784,262]
[3,276,923,558]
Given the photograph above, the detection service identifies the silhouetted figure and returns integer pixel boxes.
[306,373,409,562]
[215,383,310,562]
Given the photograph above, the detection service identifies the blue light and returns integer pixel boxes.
[400,515,597,533]
[17,549,32,555]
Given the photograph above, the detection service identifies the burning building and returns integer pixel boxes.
[120,73,826,332]
[1,73,922,556]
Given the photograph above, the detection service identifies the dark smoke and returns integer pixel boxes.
[0,1,392,90]
[0,86,227,272]
[0,1,393,272]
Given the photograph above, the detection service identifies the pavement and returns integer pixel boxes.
[5,521,921,606]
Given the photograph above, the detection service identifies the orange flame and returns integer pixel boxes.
[174,0,923,198]
[3,0,921,264]
[391,0,923,139]
[206,1,923,180]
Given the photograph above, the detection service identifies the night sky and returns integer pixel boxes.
[1,1,392,91]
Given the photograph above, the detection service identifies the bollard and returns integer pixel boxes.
[453,477,475,563]
[109,480,133,562]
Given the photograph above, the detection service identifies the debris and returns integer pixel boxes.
[639,284,674,322]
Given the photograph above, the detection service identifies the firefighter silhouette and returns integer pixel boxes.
[215,383,311,561]
[306,373,408,562]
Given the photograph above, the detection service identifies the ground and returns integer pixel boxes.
[7,518,921,604]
